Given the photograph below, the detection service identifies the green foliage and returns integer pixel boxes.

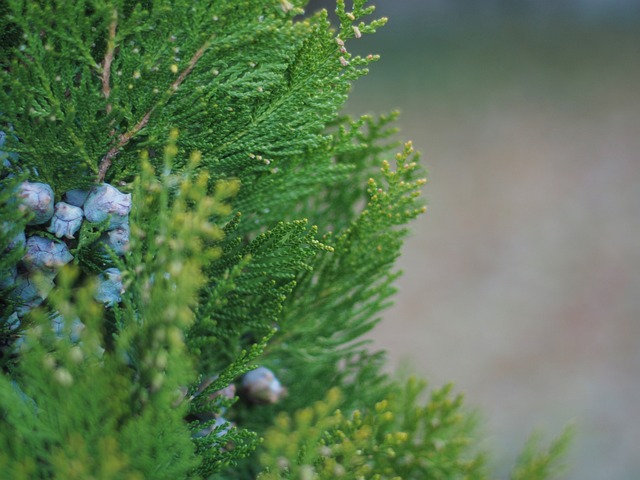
[0,175,27,269]
[257,377,486,480]
[0,153,243,478]
[0,0,570,479]
[257,142,427,414]
[510,428,574,480]
[0,267,196,480]
[258,378,572,480]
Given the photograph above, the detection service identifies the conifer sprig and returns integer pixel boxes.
[0,1,570,478]
[101,7,117,114]
[258,143,427,411]
[257,377,486,479]
[97,8,217,183]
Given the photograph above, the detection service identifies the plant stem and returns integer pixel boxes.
[97,36,213,182]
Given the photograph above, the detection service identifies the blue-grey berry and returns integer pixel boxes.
[94,267,124,306]
[51,312,85,342]
[83,184,131,229]
[1,224,24,291]
[23,235,73,273]
[10,274,55,316]
[101,223,130,256]
[6,312,20,331]
[191,376,237,419]
[18,181,55,225]
[9,229,26,251]
[48,202,83,239]
[241,367,287,404]
[63,189,90,207]
[195,376,237,402]
[192,416,233,439]
[1,222,26,252]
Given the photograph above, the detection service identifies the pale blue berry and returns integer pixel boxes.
[48,202,84,239]
[191,376,237,419]
[23,235,73,273]
[83,184,131,229]
[196,376,237,403]
[51,312,85,342]
[94,267,124,306]
[1,222,26,252]
[5,312,20,331]
[1,224,25,290]
[63,189,90,207]
[9,230,26,251]
[10,274,55,316]
[241,367,287,404]
[18,181,54,225]
[101,223,130,256]
[192,416,233,439]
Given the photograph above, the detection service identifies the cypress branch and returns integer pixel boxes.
[0,1,570,478]
[101,7,117,113]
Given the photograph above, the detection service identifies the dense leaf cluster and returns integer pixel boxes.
[1,1,569,478]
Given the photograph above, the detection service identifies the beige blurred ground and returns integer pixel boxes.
[324,2,640,478]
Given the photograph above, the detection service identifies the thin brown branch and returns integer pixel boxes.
[97,110,152,182]
[97,37,213,183]
[102,9,118,114]
[171,41,209,91]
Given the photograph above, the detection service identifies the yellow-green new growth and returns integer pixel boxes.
[0,1,570,478]
[258,377,486,479]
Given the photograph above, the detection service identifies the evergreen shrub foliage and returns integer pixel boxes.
[1,0,569,478]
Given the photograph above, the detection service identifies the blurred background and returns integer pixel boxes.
[308,1,640,478]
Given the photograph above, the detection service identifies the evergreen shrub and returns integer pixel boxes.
[0,1,569,478]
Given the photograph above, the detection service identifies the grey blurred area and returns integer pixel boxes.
[307,1,640,478]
